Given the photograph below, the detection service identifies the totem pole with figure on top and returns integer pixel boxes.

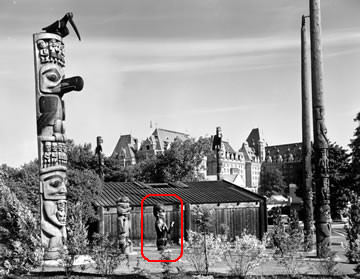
[33,12,84,260]
[116,196,133,254]
[153,203,174,251]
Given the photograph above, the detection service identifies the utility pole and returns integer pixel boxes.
[309,0,331,257]
[212,127,223,180]
[301,15,314,251]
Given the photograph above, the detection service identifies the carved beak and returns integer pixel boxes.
[68,14,81,41]
[54,76,84,94]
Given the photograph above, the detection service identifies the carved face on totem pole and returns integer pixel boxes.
[117,196,131,236]
[34,13,83,261]
[116,197,132,254]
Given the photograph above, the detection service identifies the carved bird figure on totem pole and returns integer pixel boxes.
[42,12,81,41]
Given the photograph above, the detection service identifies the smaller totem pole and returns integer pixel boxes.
[33,13,83,260]
[212,127,223,181]
[153,203,174,251]
[95,136,104,180]
[116,197,133,254]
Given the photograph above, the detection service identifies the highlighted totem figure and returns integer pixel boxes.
[153,203,174,251]
[116,197,133,254]
[33,13,83,260]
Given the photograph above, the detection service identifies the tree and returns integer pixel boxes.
[137,137,212,183]
[295,141,352,219]
[67,168,102,224]
[103,156,141,182]
[349,112,360,195]
[0,180,42,275]
[1,161,40,220]
[259,168,287,197]
[66,139,98,172]
[327,142,352,218]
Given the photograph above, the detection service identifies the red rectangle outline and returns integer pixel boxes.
[141,194,183,262]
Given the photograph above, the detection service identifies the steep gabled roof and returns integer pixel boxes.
[111,134,138,158]
[153,128,188,151]
[222,141,236,154]
[246,128,261,150]
[97,180,265,207]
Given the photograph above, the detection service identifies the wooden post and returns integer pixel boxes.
[301,15,314,251]
[258,200,267,240]
[184,203,191,241]
[309,0,331,257]
[33,13,83,261]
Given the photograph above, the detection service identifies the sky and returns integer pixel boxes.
[1,0,360,167]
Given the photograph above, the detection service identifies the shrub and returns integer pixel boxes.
[221,231,269,278]
[90,233,129,277]
[344,192,360,264]
[61,201,90,277]
[0,182,42,276]
[271,210,307,277]
[183,230,222,275]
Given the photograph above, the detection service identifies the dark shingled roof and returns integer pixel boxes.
[97,180,265,207]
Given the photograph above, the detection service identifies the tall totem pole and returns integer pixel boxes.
[95,136,104,180]
[301,15,314,251]
[212,127,223,181]
[309,0,331,257]
[33,13,84,260]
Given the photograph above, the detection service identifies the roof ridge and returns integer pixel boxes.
[155,128,188,135]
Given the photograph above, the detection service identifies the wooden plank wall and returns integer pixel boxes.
[103,205,260,243]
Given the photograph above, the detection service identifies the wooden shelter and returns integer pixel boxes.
[96,180,267,245]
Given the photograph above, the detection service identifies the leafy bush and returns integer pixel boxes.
[271,210,306,277]
[183,230,222,275]
[0,181,42,276]
[344,192,360,264]
[90,233,129,277]
[221,231,269,278]
[61,201,90,277]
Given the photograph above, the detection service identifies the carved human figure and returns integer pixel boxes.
[116,197,132,254]
[40,170,67,259]
[314,107,329,148]
[50,142,58,166]
[153,203,174,251]
[319,149,329,176]
[320,178,330,202]
[43,141,51,168]
[38,40,50,63]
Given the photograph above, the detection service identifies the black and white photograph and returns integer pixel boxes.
[1,0,360,278]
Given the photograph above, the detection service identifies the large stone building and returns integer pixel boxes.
[111,128,188,164]
[111,127,302,195]
[245,128,303,188]
[205,129,263,193]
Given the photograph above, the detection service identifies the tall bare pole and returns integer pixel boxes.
[309,0,331,257]
[301,15,314,251]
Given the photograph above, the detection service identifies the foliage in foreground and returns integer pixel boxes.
[344,192,360,264]
[183,229,269,278]
[0,181,42,276]
[221,232,269,278]
[90,233,129,277]
[270,209,307,278]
